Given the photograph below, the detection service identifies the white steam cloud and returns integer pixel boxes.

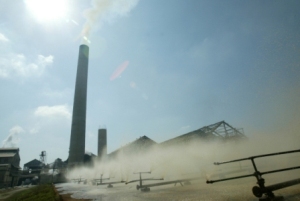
[34,105,71,119]
[82,0,139,41]
[2,125,24,148]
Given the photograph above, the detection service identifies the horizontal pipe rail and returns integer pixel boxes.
[125,178,162,184]
[138,177,202,189]
[97,181,125,185]
[207,165,300,184]
[260,166,300,176]
[214,149,300,165]
[207,173,253,184]
[133,171,151,174]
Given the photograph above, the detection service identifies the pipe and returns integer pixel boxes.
[252,178,300,198]
[137,177,202,190]
[214,149,300,165]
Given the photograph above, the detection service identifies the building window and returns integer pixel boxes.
[0,157,11,164]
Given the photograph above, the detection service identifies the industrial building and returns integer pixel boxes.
[0,148,21,188]
[106,121,246,159]
[23,159,44,173]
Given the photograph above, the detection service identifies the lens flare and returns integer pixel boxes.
[110,61,129,81]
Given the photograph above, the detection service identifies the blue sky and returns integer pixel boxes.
[0,0,299,167]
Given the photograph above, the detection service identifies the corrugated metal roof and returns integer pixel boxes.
[24,159,43,167]
[0,148,19,151]
[0,152,16,157]
[108,136,157,157]
[159,121,246,146]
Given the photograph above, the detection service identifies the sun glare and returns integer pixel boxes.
[24,0,68,21]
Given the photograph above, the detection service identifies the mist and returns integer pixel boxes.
[67,132,300,185]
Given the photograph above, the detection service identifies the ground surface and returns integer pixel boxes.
[55,176,300,201]
[0,186,34,201]
[55,187,91,201]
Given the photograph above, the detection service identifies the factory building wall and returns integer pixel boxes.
[0,148,20,188]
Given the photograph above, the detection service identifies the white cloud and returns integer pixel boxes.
[34,105,71,119]
[0,33,9,42]
[2,125,24,148]
[0,53,53,78]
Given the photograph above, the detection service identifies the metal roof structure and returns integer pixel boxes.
[0,148,21,170]
[160,121,246,146]
[0,148,19,158]
[108,136,157,158]
[24,159,44,168]
[0,148,19,152]
[107,121,246,158]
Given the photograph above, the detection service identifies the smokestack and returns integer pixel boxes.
[68,44,89,167]
[98,129,107,160]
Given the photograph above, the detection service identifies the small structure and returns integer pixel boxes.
[40,158,68,184]
[18,159,44,185]
[108,136,157,159]
[0,148,21,188]
[23,159,44,174]
[40,151,47,164]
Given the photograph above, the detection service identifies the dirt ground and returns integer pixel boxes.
[0,186,34,201]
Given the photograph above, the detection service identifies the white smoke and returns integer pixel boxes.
[2,125,24,148]
[81,0,139,41]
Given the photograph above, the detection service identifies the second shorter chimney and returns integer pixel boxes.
[98,128,107,160]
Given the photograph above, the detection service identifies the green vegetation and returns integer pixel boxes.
[6,184,61,201]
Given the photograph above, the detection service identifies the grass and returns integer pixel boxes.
[6,184,61,201]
